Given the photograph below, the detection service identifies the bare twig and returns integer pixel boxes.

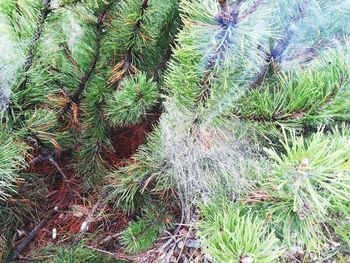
[159,199,185,252]
[87,246,157,263]
[176,225,193,263]
[72,200,102,247]
[29,147,74,200]
[6,207,58,262]
[99,233,122,245]
[48,157,74,200]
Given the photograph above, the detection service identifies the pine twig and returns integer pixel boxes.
[249,0,310,90]
[30,147,74,201]
[109,0,150,86]
[59,7,109,115]
[58,0,82,8]
[271,0,309,62]
[239,0,263,21]
[18,0,52,91]
[60,43,79,69]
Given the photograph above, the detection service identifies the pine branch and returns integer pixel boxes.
[238,0,263,21]
[237,51,350,125]
[134,0,149,35]
[249,0,309,89]
[70,18,104,103]
[58,0,82,8]
[18,0,52,91]
[270,1,308,62]
[236,91,338,123]
[109,0,150,86]
[194,1,243,111]
[60,7,110,115]
[192,0,248,124]
[60,43,79,69]
[282,38,348,63]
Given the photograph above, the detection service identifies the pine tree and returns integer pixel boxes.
[104,0,350,261]
[1,0,350,262]
[0,0,179,259]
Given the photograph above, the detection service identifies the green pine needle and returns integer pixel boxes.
[120,205,173,254]
[0,131,28,201]
[198,204,284,263]
[105,72,160,127]
[261,127,350,252]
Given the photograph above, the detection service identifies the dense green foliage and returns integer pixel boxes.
[199,205,283,263]
[0,131,28,201]
[105,72,160,127]
[1,0,350,262]
[116,0,350,261]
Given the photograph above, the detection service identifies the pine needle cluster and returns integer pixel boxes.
[120,206,173,254]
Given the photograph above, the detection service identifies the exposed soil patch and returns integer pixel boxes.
[111,114,160,159]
